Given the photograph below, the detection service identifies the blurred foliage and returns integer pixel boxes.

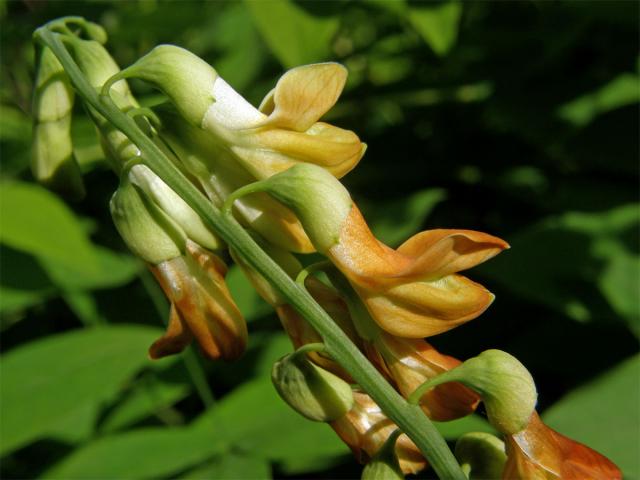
[0,0,638,479]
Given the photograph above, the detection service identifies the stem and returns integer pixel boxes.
[35,27,465,480]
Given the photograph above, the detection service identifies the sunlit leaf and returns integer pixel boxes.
[543,354,640,479]
[408,0,462,57]
[42,427,226,480]
[0,325,165,455]
[244,0,339,68]
[182,453,271,480]
[0,182,99,275]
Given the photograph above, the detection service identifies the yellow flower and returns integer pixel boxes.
[503,412,621,480]
[149,240,247,361]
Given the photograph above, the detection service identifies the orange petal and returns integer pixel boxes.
[397,229,509,279]
[148,303,194,359]
[504,412,622,480]
[330,391,427,475]
[259,63,348,131]
[374,335,479,421]
[359,274,495,337]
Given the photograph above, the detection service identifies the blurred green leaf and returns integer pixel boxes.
[408,0,462,57]
[41,246,141,291]
[543,354,640,479]
[483,204,639,331]
[0,245,53,314]
[100,372,191,433]
[0,182,99,275]
[46,403,101,445]
[42,427,226,480]
[226,264,271,322]
[0,325,165,455]
[182,453,271,480]
[0,104,31,142]
[244,0,339,68]
[194,376,348,473]
[558,73,640,127]
[63,291,106,326]
[366,188,447,247]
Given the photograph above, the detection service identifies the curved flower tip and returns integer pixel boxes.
[331,391,427,475]
[329,205,509,338]
[373,334,479,421]
[202,62,365,180]
[148,240,247,361]
[503,412,622,480]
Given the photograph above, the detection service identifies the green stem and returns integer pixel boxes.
[35,26,465,480]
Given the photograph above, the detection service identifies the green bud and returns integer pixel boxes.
[31,47,84,199]
[454,432,507,480]
[361,431,405,480]
[110,176,184,265]
[418,350,537,434]
[128,165,223,252]
[272,351,354,422]
[106,45,217,127]
[250,163,353,253]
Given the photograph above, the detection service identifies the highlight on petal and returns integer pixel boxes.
[503,412,622,480]
[149,240,247,361]
[330,391,427,475]
[374,334,479,421]
[259,63,348,131]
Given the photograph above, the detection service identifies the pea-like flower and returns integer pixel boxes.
[331,390,427,475]
[105,45,366,181]
[503,412,621,480]
[243,163,509,338]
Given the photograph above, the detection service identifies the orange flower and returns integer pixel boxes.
[328,205,509,338]
[331,390,427,475]
[503,412,622,480]
[369,333,479,421]
[149,240,247,361]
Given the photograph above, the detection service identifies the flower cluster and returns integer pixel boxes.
[33,21,621,479]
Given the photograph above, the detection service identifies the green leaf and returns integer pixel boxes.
[558,73,640,127]
[63,291,107,326]
[244,0,339,68]
[367,188,446,247]
[182,453,271,480]
[408,0,462,57]
[0,182,99,275]
[0,104,31,142]
[41,246,141,291]
[42,427,226,480]
[543,354,640,479]
[0,325,165,455]
[194,376,348,473]
[434,414,496,439]
[0,245,54,314]
[100,371,191,433]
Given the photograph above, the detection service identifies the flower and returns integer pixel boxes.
[331,390,427,475]
[370,333,479,421]
[249,163,509,338]
[328,205,509,338]
[109,46,366,180]
[149,239,247,361]
[502,412,622,480]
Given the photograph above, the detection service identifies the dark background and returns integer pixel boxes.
[1,1,638,479]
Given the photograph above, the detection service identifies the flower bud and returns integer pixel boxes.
[361,431,405,480]
[418,350,537,435]
[128,165,223,252]
[454,432,506,480]
[106,45,217,127]
[109,176,184,265]
[31,47,84,199]
[272,351,354,422]
[248,163,353,253]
